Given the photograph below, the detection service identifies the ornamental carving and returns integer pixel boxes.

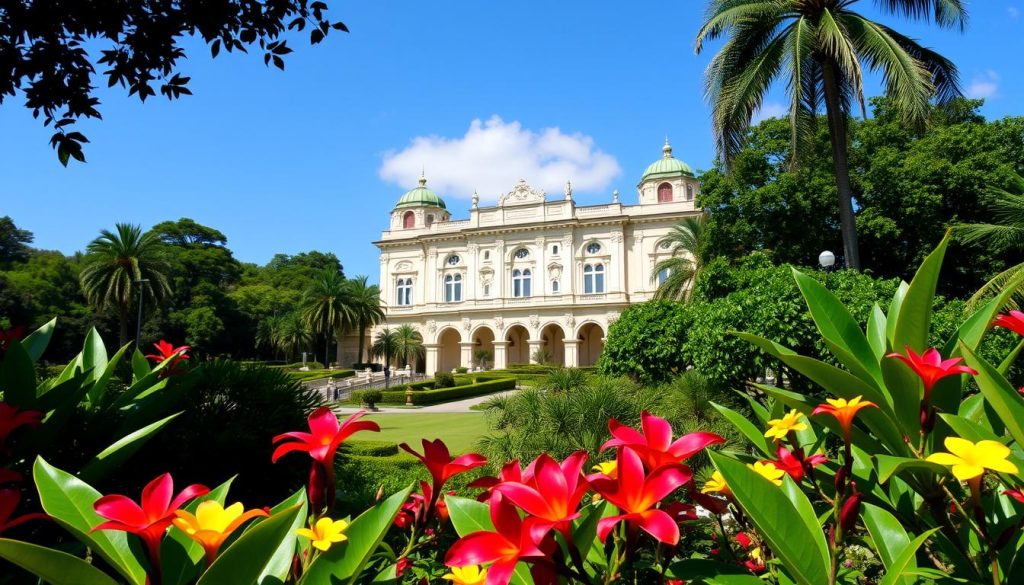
[548,264,562,279]
[494,316,504,331]
[498,179,546,207]
[607,311,620,324]
[395,261,412,271]
[529,315,540,329]
[610,232,624,244]
[426,320,437,334]
[565,314,576,329]
[462,317,472,332]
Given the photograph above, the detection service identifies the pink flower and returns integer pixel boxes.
[601,411,724,470]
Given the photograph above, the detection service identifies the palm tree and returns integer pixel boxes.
[393,324,424,370]
[301,268,355,367]
[345,275,384,365]
[276,312,312,362]
[79,223,171,346]
[256,314,285,360]
[371,327,400,368]
[652,214,708,302]
[696,0,964,270]
[956,176,1024,310]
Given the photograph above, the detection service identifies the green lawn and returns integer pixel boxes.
[351,412,489,454]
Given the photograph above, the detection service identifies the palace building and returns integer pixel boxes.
[372,139,702,373]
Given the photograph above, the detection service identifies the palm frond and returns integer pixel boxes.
[872,0,967,30]
[966,264,1024,312]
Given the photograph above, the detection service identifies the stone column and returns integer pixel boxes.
[460,342,475,370]
[424,343,440,375]
[563,339,580,367]
[492,341,509,370]
[527,340,544,364]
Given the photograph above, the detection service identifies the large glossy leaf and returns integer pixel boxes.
[196,504,304,585]
[0,340,36,406]
[33,457,146,585]
[78,412,182,484]
[893,233,949,354]
[861,503,915,585]
[81,327,109,385]
[0,538,120,585]
[89,342,131,405]
[301,484,413,585]
[710,452,829,585]
[710,402,771,456]
[875,455,947,484]
[886,282,909,345]
[571,500,606,566]
[877,529,939,585]
[21,317,56,363]
[961,342,1024,448]
[131,348,152,382]
[866,304,887,361]
[256,488,307,585]
[880,356,923,440]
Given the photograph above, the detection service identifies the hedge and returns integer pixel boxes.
[286,369,355,383]
[339,440,399,457]
[352,377,516,406]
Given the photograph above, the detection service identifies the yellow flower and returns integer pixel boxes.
[750,546,762,562]
[297,517,349,552]
[749,461,785,486]
[591,460,618,478]
[172,501,268,564]
[926,437,1019,481]
[764,409,808,440]
[443,565,487,585]
[701,470,730,495]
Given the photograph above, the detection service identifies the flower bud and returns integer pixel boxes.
[839,492,862,534]
[834,466,847,492]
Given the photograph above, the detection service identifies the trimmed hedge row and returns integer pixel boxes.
[287,369,355,382]
[339,440,400,457]
[353,377,516,406]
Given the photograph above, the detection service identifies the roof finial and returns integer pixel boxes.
[663,136,673,159]
[564,180,573,200]
[471,189,479,209]
[418,167,427,187]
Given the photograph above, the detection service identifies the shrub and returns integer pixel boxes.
[361,389,383,408]
[433,371,455,388]
[454,366,468,374]
[339,440,399,457]
[598,300,694,385]
[538,367,590,393]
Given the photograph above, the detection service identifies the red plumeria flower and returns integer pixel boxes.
[601,411,725,470]
[492,451,590,537]
[590,447,692,545]
[993,310,1024,337]
[446,494,547,585]
[273,407,379,512]
[763,446,827,483]
[0,325,26,353]
[0,402,43,451]
[1005,489,1024,504]
[469,459,530,501]
[886,346,977,401]
[401,438,486,521]
[0,488,49,535]
[93,473,209,570]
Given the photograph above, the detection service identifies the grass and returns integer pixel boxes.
[350,413,489,454]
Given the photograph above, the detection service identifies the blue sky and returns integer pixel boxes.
[2,1,1022,282]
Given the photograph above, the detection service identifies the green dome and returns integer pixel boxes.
[395,175,447,210]
[640,139,694,183]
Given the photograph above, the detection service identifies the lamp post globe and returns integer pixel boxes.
[818,250,836,270]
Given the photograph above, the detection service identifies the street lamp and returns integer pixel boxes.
[134,279,150,350]
[818,250,836,270]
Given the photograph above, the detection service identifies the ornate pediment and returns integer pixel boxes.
[498,179,546,207]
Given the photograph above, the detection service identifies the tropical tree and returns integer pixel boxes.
[256,314,285,360]
[956,175,1024,310]
[371,327,400,368]
[652,214,709,302]
[696,0,965,270]
[345,275,384,365]
[393,323,424,369]
[301,267,354,366]
[79,223,171,346]
[276,311,312,362]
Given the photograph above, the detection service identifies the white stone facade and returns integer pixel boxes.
[373,142,702,373]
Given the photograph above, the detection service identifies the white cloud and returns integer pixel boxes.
[378,116,621,201]
[1009,6,1020,19]
[752,101,788,123]
[966,70,1000,100]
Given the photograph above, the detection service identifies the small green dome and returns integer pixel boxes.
[640,138,694,183]
[395,175,447,210]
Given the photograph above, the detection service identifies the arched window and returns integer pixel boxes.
[657,182,673,203]
[444,274,462,302]
[584,264,605,294]
[426,214,435,227]
[396,278,412,306]
[402,211,415,229]
[657,268,671,285]
[512,269,532,297]
[483,250,490,261]
[552,279,560,294]
[483,283,491,297]
[686,184,694,200]
[586,242,601,255]
[552,244,560,255]
[514,248,530,259]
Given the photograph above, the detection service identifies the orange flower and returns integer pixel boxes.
[812,396,877,442]
[173,501,268,564]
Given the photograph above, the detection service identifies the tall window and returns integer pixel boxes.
[686,184,694,200]
[444,274,462,302]
[552,244,559,255]
[551,279,560,294]
[426,214,435,226]
[512,268,532,297]
[402,211,415,229]
[657,268,671,285]
[583,264,605,294]
[657,182,673,203]
[396,278,412,306]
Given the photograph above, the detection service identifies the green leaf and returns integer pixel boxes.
[757,384,887,455]
[22,317,57,362]
[709,452,830,585]
[33,457,147,585]
[0,538,120,585]
[877,528,939,585]
[866,304,887,361]
[447,495,493,536]
[78,412,182,485]
[710,401,772,456]
[960,342,1024,448]
[861,503,915,585]
[886,282,909,345]
[301,484,413,585]
[875,455,948,484]
[197,504,304,585]
[666,559,755,580]
[893,233,949,354]
[0,340,36,406]
[88,342,131,405]
[257,489,308,585]
[81,327,109,385]
[571,500,606,564]
[131,348,152,382]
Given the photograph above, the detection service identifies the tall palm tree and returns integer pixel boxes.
[345,275,384,365]
[696,0,964,270]
[393,324,425,369]
[79,223,171,346]
[302,268,355,367]
[652,214,708,302]
[276,311,312,362]
[956,176,1024,310]
[371,327,400,368]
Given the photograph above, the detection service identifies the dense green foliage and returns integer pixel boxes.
[353,376,516,406]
